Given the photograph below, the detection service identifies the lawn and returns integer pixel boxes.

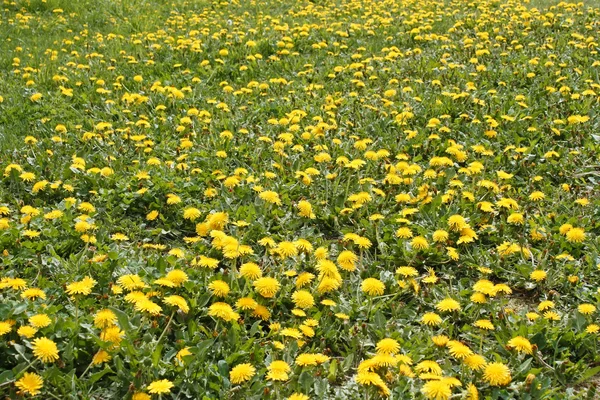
[1,0,600,398]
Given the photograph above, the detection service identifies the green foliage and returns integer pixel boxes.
[0,0,600,398]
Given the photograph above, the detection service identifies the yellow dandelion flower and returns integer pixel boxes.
[92,350,112,365]
[259,190,282,205]
[421,312,443,325]
[421,380,451,400]
[483,362,511,386]
[32,337,59,363]
[361,278,385,296]
[147,379,174,394]
[164,295,190,313]
[507,336,533,354]
[208,280,230,297]
[230,363,256,384]
[435,298,461,312]
[17,325,38,338]
[94,309,117,329]
[578,304,596,315]
[376,338,400,355]
[253,277,281,298]
[29,314,52,328]
[15,372,44,396]
[292,290,315,309]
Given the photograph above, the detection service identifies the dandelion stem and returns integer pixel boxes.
[155,311,176,349]
[366,297,373,320]
[79,357,98,379]
[0,359,38,388]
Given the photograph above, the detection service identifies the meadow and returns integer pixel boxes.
[1,0,600,398]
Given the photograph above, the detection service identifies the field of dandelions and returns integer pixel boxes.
[1,0,600,398]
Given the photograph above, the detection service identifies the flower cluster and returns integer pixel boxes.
[0,0,599,398]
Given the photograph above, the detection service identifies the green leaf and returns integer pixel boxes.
[88,367,113,385]
[217,359,229,377]
[374,310,386,330]
[0,370,14,385]
[327,359,338,383]
[314,378,328,397]
[11,303,28,315]
[152,343,163,368]
[299,371,314,393]
[249,320,262,336]
[577,365,600,385]
[515,357,532,377]
[108,307,135,331]
[342,354,354,372]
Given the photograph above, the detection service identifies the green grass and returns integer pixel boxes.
[1,0,600,398]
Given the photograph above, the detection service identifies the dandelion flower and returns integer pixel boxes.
[530,270,547,282]
[297,200,315,218]
[175,347,192,364]
[288,394,310,400]
[15,372,44,396]
[266,360,291,381]
[100,326,125,345]
[183,207,201,221]
[134,299,162,315]
[421,312,443,326]
[296,353,318,366]
[0,321,11,336]
[586,324,599,334]
[483,362,511,386]
[208,280,230,297]
[292,290,315,309]
[94,309,117,328]
[411,236,429,250]
[421,380,451,400]
[230,363,256,384]
[147,379,174,394]
[465,383,479,400]
[473,320,494,330]
[146,210,159,221]
[578,304,596,315]
[29,314,52,328]
[164,295,190,313]
[529,191,545,201]
[396,266,418,278]
[376,338,400,355]
[259,190,282,205]
[463,354,486,371]
[447,341,473,359]
[110,233,129,241]
[395,227,413,239]
[92,350,112,365]
[337,250,357,271]
[21,288,46,300]
[507,336,533,354]
[275,241,298,258]
[208,302,239,322]
[165,269,188,286]
[566,228,585,243]
[17,326,37,338]
[253,277,281,298]
[415,360,442,375]
[117,274,146,290]
[66,276,97,296]
[236,297,258,310]
[32,337,59,363]
[432,335,449,347]
[432,230,449,243]
[361,278,385,296]
[435,298,461,312]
